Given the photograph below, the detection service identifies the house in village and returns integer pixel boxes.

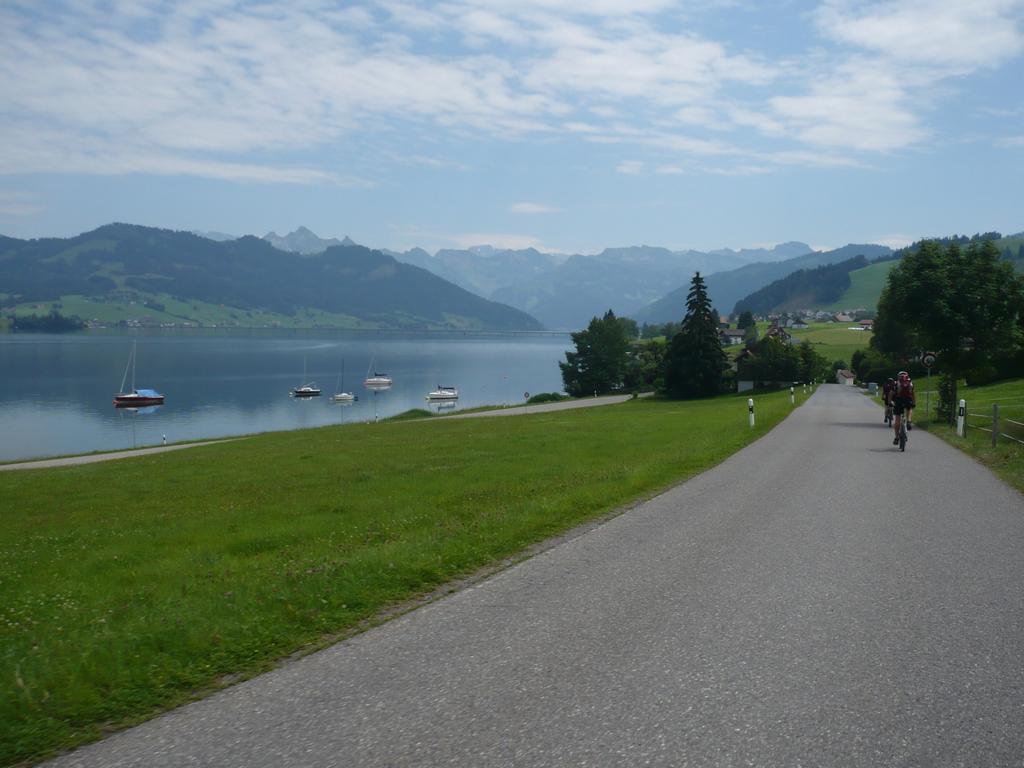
[719,328,747,346]
[836,369,856,386]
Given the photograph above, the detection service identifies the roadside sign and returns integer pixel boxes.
[922,352,937,368]
[524,392,530,400]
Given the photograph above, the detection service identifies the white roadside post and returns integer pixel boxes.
[748,398,755,428]
[790,386,795,405]
[957,399,966,437]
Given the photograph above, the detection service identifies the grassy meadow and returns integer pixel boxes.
[2,389,805,764]
[8,293,376,330]
[823,259,896,312]
[734,321,872,367]
[899,376,1024,493]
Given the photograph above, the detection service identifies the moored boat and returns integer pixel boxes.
[364,372,393,388]
[291,356,321,397]
[425,385,458,401]
[114,388,165,407]
[291,384,321,398]
[330,358,357,402]
[113,341,165,407]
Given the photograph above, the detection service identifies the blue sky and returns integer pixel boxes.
[1,0,1022,254]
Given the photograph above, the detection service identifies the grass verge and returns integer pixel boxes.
[899,377,1024,494]
[2,389,802,765]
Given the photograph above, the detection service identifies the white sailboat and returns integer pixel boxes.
[363,357,393,389]
[330,359,357,403]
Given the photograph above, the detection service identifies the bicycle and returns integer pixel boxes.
[884,402,893,425]
[896,414,908,452]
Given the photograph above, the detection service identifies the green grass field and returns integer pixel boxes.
[823,260,896,311]
[0,389,807,765]
[8,293,377,330]
[741,321,872,367]
[899,377,1024,493]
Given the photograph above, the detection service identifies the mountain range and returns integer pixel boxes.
[3,223,909,332]
[257,227,822,329]
[0,224,541,331]
[632,243,894,324]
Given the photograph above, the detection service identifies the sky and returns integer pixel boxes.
[0,0,1022,255]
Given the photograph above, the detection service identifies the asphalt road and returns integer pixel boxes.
[47,384,1024,767]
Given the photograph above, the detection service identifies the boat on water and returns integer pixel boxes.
[425,385,459,401]
[113,341,165,407]
[330,359,358,403]
[364,373,393,388]
[291,356,321,398]
[363,357,393,389]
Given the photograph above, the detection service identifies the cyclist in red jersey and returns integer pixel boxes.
[892,371,915,445]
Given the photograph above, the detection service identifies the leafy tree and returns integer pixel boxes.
[664,272,727,398]
[872,238,1023,421]
[617,316,640,340]
[560,309,630,396]
[624,338,667,391]
[738,336,800,385]
[736,310,755,330]
[797,340,830,383]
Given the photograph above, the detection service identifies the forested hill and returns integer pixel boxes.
[632,243,893,324]
[732,255,871,315]
[0,224,543,331]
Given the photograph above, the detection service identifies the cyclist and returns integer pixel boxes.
[892,370,916,445]
[882,376,896,424]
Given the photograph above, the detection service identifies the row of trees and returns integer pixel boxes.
[871,237,1023,421]
[561,273,831,399]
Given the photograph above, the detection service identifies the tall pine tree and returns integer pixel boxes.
[664,272,727,399]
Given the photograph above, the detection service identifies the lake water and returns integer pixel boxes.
[0,331,572,462]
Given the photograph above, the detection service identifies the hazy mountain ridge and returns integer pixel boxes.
[633,243,894,323]
[0,224,542,331]
[235,226,828,329]
[392,240,814,330]
[732,255,872,315]
[263,226,357,255]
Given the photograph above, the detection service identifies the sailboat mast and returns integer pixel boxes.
[119,341,135,394]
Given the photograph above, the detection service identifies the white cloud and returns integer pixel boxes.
[816,0,1024,72]
[616,160,646,174]
[509,202,561,213]
[0,0,1020,184]
[770,60,926,151]
[997,135,1024,147]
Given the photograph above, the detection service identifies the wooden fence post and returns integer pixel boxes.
[992,403,999,447]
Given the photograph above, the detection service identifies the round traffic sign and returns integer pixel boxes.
[922,352,937,368]
[524,391,530,400]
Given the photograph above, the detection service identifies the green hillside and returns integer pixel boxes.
[822,259,898,311]
[0,224,543,331]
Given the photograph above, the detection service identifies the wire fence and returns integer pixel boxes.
[964,401,1024,446]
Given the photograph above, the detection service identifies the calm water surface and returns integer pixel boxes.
[0,331,572,462]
